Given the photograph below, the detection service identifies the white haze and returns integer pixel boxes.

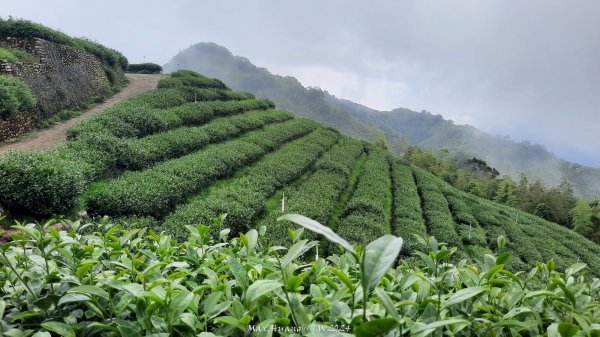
[3,0,600,166]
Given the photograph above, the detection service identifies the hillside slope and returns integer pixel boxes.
[1,71,599,276]
[163,42,600,199]
[0,73,161,153]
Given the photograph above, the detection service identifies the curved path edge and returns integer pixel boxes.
[0,73,163,154]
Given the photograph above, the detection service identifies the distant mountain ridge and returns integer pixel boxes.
[163,42,600,199]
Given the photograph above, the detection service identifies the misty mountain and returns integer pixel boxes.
[163,42,600,199]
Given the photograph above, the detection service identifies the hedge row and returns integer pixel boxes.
[0,95,274,215]
[521,215,600,275]
[68,94,266,140]
[337,147,392,244]
[441,188,487,247]
[163,128,341,237]
[158,70,227,90]
[85,119,320,218]
[127,63,162,74]
[478,198,600,273]
[118,109,293,170]
[390,161,427,254]
[454,190,542,269]
[412,167,463,249]
[0,149,95,214]
[258,137,365,246]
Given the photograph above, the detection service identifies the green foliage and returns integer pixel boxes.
[38,109,81,128]
[117,109,293,171]
[0,46,39,62]
[2,216,599,336]
[494,176,519,207]
[86,119,319,218]
[126,62,162,74]
[0,72,265,215]
[412,167,463,249]
[0,150,94,214]
[159,70,227,90]
[163,127,340,236]
[259,138,365,246]
[1,69,600,282]
[338,148,393,245]
[0,17,128,72]
[0,74,36,118]
[572,198,594,238]
[390,161,427,253]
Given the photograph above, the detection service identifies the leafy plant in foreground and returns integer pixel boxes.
[0,215,599,336]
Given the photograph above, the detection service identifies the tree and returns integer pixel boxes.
[534,203,552,221]
[494,176,518,207]
[572,198,593,238]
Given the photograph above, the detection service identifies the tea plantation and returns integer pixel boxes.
[1,70,599,275]
[1,70,600,335]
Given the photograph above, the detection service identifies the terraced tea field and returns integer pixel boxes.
[1,70,599,276]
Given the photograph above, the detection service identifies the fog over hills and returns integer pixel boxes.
[164,42,600,199]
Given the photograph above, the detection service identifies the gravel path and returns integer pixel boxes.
[0,73,163,154]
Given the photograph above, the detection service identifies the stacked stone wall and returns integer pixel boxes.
[0,36,115,141]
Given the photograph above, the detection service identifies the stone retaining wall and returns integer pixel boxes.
[0,36,115,141]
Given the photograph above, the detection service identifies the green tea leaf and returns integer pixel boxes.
[167,290,193,324]
[58,293,92,306]
[444,287,487,307]
[282,239,317,266]
[278,214,354,253]
[69,285,109,300]
[214,316,247,332]
[558,323,580,337]
[354,318,398,337]
[41,321,75,337]
[374,288,401,322]
[246,279,281,303]
[362,235,403,291]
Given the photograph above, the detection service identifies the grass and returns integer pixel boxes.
[0,46,40,63]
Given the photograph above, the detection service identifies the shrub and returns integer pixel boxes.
[412,166,463,249]
[159,70,227,90]
[86,119,319,218]
[338,148,392,244]
[0,46,39,62]
[391,161,427,253]
[163,127,339,238]
[2,216,599,336]
[0,150,93,214]
[0,74,36,118]
[259,138,366,246]
[117,109,293,170]
[127,62,162,74]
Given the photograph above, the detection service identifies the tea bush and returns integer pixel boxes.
[163,128,340,236]
[127,62,162,74]
[1,215,599,336]
[86,119,319,218]
[258,138,365,246]
[0,74,36,118]
[117,109,293,170]
[158,70,227,90]
[338,148,392,244]
[412,167,463,249]
[390,161,427,254]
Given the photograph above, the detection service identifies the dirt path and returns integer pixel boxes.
[0,73,163,154]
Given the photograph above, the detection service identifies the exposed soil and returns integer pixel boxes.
[0,73,163,154]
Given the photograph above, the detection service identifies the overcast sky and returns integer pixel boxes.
[4,0,599,166]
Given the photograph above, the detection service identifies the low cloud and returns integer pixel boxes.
[4,0,599,166]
